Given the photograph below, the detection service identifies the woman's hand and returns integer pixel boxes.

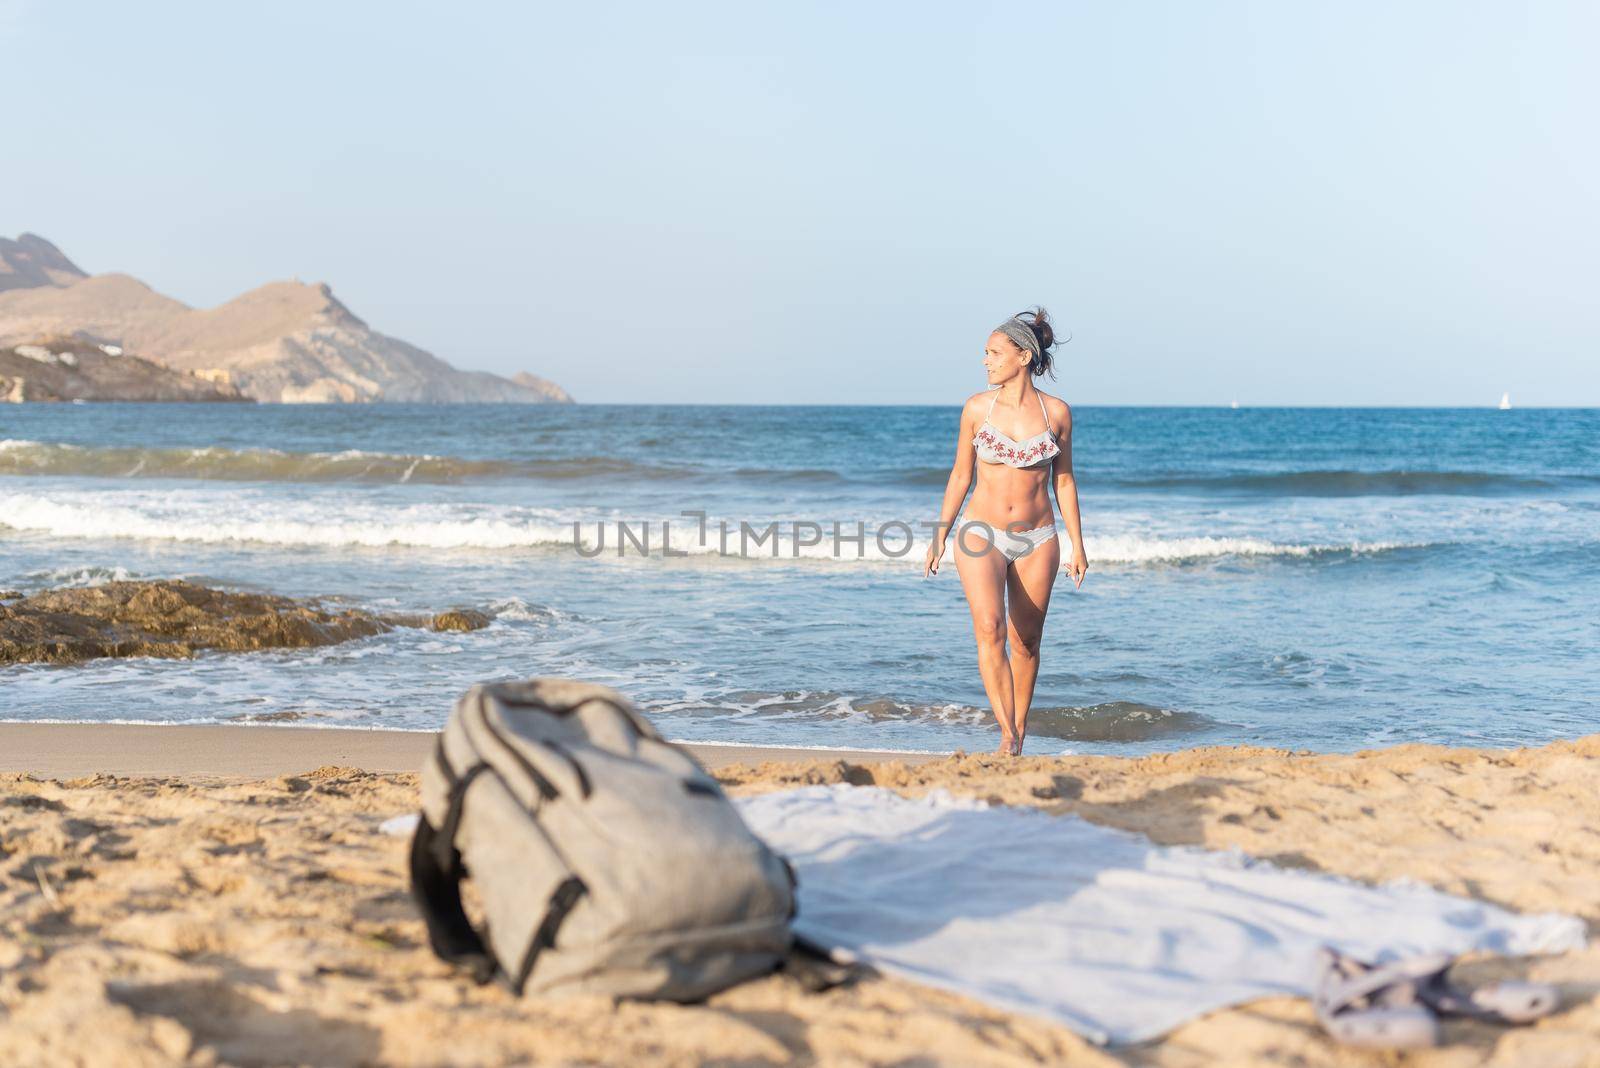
[924,537,946,577]
[1065,544,1089,589]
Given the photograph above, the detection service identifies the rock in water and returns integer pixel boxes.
[0,579,457,665]
[429,608,492,632]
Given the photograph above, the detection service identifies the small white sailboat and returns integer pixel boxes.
[1498,392,1512,410]
[1230,399,1239,410]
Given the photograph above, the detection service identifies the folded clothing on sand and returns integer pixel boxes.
[733,785,1587,1046]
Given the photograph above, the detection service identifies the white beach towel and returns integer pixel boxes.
[733,785,1587,1046]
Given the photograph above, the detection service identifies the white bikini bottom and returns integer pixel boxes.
[954,521,1059,563]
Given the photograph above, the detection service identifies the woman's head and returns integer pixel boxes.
[984,307,1059,384]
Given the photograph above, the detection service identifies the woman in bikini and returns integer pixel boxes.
[922,308,1088,756]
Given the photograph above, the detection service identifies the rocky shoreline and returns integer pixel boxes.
[0,580,488,665]
[2,337,248,403]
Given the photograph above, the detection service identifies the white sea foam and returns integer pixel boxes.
[1080,534,1409,564]
[0,490,1423,566]
[23,565,140,587]
[0,492,577,551]
[487,597,566,622]
[0,716,439,733]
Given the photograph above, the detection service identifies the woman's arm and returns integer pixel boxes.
[1051,404,1089,588]
[925,398,977,576]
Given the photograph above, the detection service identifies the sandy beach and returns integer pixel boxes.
[0,723,942,779]
[6,1,1598,1063]
[2,725,1596,1067]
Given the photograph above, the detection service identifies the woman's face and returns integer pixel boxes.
[983,332,1029,384]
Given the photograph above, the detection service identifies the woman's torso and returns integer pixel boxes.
[965,387,1059,531]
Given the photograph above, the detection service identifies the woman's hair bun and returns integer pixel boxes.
[1015,306,1062,379]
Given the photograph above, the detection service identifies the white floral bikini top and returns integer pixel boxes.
[972,388,1060,468]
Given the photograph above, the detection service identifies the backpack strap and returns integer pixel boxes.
[408,743,498,984]
[779,855,799,921]
[408,814,498,984]
[783,933,866,993]
[509,875,589,995]
[409,737,590,995]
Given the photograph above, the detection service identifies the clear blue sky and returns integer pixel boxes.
[4,1,1596,405]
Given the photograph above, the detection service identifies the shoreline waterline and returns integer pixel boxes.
[0,722,949,779]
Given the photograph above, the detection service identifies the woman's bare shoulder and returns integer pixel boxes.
[1036,390,1072,425]
[959,391,992,417]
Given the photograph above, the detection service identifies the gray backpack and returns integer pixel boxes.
[409,677,797,1000]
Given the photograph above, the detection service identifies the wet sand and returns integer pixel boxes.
[1,725,1596,1066]
[0,722,943,778]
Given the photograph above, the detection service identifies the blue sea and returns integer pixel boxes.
[2,404,1596,755]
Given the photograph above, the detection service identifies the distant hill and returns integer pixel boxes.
[0,235,572,404]
[0,233,88,292]
[512,371,571,400]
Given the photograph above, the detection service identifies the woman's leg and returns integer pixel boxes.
[1005,531,1060,752]
[953,524,1017,753]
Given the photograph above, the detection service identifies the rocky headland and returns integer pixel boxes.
[0,580,489,665]
[1,336,247,403]
[0,233,572,405]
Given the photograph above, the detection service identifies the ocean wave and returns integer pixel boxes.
[729,466,849,484]
[0,438,857,486]
[19,565,141,587]
[1082,534,1418,564]
[1117,469,1593,497]
[9,438,1583,500]
[0,439,718,484]
[896,466,958,487]
[0,492,578,551]
[1026,702,1214,741]
[0,491,1425,566]
[484,597,575,625]
[867,466,1594,496]
[848,696,1216,741]
[663,690,1218,742]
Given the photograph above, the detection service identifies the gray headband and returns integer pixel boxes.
[995,317,1042,367]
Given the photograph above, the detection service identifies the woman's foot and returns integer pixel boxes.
[997,732,1017,755]
[1009,735,1024,757]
